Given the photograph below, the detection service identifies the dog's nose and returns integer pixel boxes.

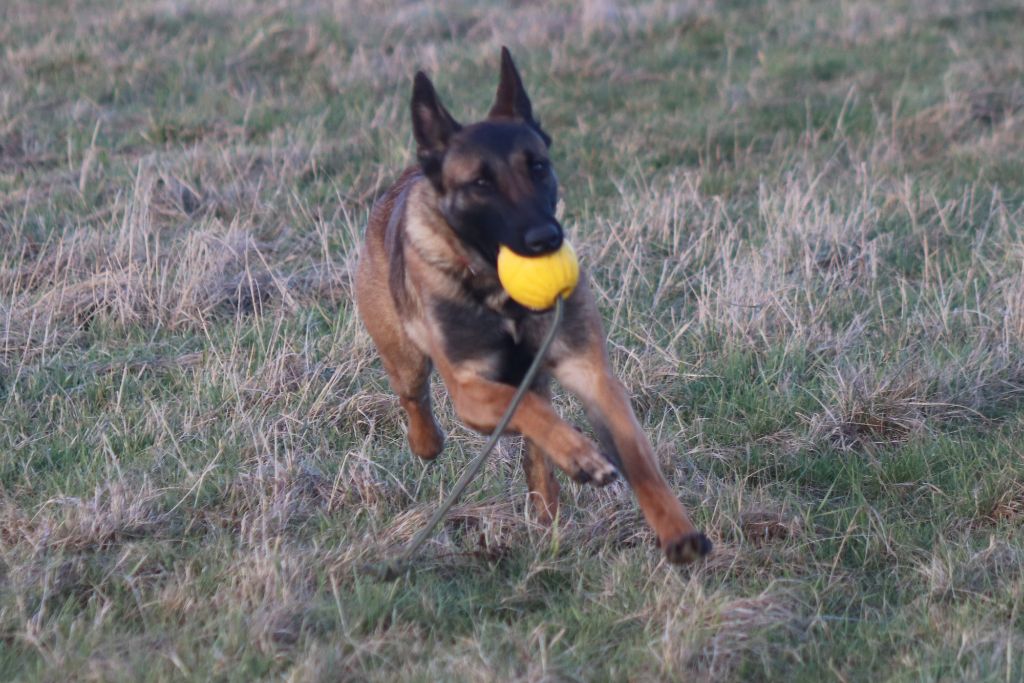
[523,223,563,254]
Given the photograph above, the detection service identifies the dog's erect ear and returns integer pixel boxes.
[411,71,461,162]
[489,47,534,121]
[488,47,551,146]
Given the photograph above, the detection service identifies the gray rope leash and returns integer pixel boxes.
[363,296,565,581]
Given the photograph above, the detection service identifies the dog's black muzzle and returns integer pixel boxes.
[521,221,563,255]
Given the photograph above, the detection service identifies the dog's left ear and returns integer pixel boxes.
[411,71,461,190]
[488,47,551,147]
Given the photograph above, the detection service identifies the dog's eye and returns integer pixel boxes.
[530,160,550,177]
[472,177,492,189]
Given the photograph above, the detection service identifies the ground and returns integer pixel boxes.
[1,0,1023,681]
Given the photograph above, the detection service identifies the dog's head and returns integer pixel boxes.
[410,48,561,263]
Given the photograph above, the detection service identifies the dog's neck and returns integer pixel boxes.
[404,177,512,312]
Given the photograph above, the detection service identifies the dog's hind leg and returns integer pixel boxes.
[519,381,560,525]
[523,439,560,525]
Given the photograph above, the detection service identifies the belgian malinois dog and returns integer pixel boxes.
[355,48,711,564]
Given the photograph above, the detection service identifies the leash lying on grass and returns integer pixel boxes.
[362,243,579,581]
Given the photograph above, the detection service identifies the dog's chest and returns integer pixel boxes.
[432,295,542,385]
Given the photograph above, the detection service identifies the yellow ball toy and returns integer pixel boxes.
[497,241,580,311]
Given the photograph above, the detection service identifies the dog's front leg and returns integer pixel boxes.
[554,350,711,564]
[434,360,618,487]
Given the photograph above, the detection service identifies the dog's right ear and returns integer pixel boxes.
[411,71,461,187]
[489,47,550,147]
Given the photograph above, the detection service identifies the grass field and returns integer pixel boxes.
[2,0,1023,680]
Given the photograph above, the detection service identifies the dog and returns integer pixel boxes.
[354,48,711,564]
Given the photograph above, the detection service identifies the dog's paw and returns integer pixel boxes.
[568,444,619,487]
[663,532,712,565]
[408,420,445,460]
